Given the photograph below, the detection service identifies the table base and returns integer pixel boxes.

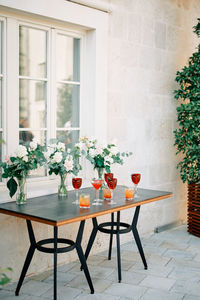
[82,205,147,282]
[15,220,94,300]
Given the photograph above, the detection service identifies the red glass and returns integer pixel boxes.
[104,173,114,183]
[72,178,82,189]
[131,174,141,185]
[72,177,82,204]
[107,178,117,190]
[91,180,104,190]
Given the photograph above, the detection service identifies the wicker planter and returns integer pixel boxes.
[187,183,200,237]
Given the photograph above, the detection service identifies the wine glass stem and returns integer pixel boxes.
[96,189,99,200]
[135,184,138,195]
[76,189,79,200]
[111,189,113,199]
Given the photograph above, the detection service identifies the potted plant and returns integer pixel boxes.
[174,18,200,237]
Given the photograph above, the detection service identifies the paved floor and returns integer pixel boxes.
[1,225,200,300]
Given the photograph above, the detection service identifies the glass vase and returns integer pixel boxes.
[96,167,104,180]
[58,173,68,197]
[96,167,105,190]
[16,177,27,205]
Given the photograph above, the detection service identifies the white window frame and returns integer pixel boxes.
[0,17,6,168]
[0,1,108,202]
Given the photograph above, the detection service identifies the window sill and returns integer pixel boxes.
[0,176,91,203]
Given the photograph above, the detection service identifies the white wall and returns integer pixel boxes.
[107,0,200,235]
[1,0,200,282]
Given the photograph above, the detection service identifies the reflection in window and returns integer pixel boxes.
[19,79,46,130]
[56,130,79,149]
[19,25,47,177]
[57,84,80,128]
[56,34,80,148]
[19,26,47,78]
[57,34,80,82]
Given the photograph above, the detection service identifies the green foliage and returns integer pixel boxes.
[174,18,200,183]
[0,268,12,286]
[80,137,132,174]
[0,143,45,197]
[45,141,82,177]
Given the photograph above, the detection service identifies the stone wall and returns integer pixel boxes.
[1,0,200,281]
[107,0,200,234]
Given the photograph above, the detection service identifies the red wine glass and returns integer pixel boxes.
[72,177,82,204]
[107,178,117,204]
[131,173,141,197]
[104,173,114,184]
[91,179,104,205]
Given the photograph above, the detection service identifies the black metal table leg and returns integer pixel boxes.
[81,217,98,271]
[108,213,114,260]
[132,206,148,270]
[53,226,58,300]
[15,220,36,296]
[116,211,121,282]
[15,219,94,298]
[76,221,94,294]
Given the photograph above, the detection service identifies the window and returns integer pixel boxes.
[0,3,108,201]
[19,25,47,147]
[17,24,81,177]
[19,25,81,150]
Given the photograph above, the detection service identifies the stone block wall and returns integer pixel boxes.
[1,0,200,281]
[107,0,200,234]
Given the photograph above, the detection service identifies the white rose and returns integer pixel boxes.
[64,159,74,172]
[75,142,84,150]
[16,145,28,158]
[110,146,118,156]
[89,148,96,158]
[96,147,103,156]
[52,152,63,163]
[44,147,54,160]
[22,155,28,162]
[29,141,37,150]
[105,156,114,164]
[57,142,65,152]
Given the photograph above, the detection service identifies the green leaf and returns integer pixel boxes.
[7,177,18,198]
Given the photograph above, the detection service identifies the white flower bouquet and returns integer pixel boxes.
[79,136,132,175]
[1,141,45,199]
[44,141,81,176]
[44,141,82,196]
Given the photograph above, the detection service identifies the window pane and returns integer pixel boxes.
[0,132,2,181]
[19,79,47,129]
[0,22,2,74]
[56,130,79,149]
[0,79,2,127]
[57,84,80,128]
[19,130,46,145]
[19,130,46,177]
[57,34,80,82]
[19,26,47,78]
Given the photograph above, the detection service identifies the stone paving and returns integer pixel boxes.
[1,225,200,300]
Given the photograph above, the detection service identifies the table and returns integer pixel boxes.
[0,186,172,299]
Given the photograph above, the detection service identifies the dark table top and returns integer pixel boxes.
[0,186,172,226]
